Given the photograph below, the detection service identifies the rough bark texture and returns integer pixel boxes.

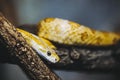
[52,44,120,70]
[0,13,60,80]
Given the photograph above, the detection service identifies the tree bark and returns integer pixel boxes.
[0,13,60,80]
[53,45,120,70]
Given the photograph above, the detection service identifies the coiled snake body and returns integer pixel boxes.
[38,18,120,46]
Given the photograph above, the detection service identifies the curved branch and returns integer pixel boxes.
[0,13,60,80]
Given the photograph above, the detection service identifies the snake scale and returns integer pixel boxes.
[38,18,120,46]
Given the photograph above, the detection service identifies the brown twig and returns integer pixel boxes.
[0,13,60,80]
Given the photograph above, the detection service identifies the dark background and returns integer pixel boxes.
[0,0,120,80]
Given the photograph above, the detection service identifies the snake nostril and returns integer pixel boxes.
[55,58,58,62]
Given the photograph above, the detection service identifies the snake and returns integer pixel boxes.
[17,28,60,63]
[37,18,120,46]
[17,18,120,63]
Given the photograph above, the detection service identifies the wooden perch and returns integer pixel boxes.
[53,45,120,70]
[0,13,60,80]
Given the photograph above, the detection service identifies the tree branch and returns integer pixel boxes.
[0,13,60,80]
[53,45,120,70]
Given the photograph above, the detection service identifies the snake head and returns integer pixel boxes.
[17,28,60,63]
[34,40,60,63]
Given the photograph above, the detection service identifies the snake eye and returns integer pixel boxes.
[47,51,51,56]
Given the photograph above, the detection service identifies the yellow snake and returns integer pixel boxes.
[17,18,120,63]
[17,28,60,63]
[37,18,120,46]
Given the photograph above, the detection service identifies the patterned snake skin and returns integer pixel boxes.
[37,18,120,46]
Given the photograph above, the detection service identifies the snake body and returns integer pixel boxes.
[37,18,120,46]
[17,18,120,63]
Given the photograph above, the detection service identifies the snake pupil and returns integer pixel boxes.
[47,51,51,56]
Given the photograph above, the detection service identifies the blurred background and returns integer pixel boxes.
[0,0,120,80]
